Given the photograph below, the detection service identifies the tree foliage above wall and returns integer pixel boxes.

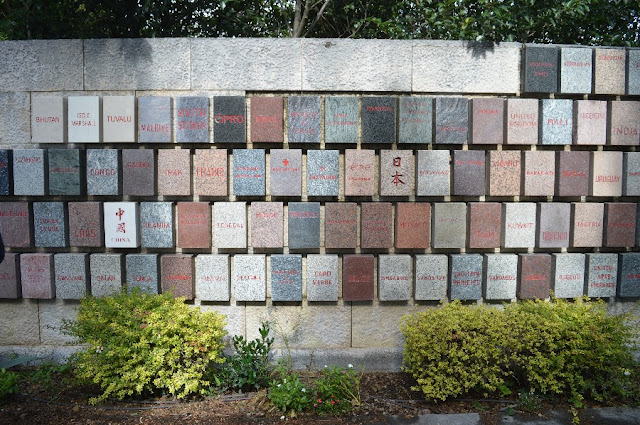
[1,0,638,46]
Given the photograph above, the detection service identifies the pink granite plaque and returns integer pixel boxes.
[345,149,375,196]
[193,149,227,196]
[594,48,626,95]
[469,203,501,248]
[0,202,31,247]
[361,203,393,249]
[20,253,54,299]
[524,151,555,196]
[251,202,283,248]
[250,97,283,143]
[604,203,636,247]
[395,203,430,249]
[489,150,521,196]
[538,203,570,248]
[557,151,590,197]
[0,254,19,298]
[161,254,194,300]
[518,254,551,299]
[342,255,374,301]
[471,98,504,144]
[325,202,357,249]
[270,149,302,196]
[176,202,211,249]
[157,149,191,196]
[572,203,604,248]
[575,100,607,145]
[69,202,103,247]
[609,101,640,146]
[592,151,623,197]
[506,99,538,145]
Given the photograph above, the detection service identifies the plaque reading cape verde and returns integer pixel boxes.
[138,96,171,143]
[361,97,396,144]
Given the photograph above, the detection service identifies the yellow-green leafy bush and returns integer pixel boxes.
[63,289,227,404]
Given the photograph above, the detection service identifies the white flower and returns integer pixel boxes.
[283,379,287,383]
[324,365,328,368]
[301,388,306,392]
[624,371,631,376]
[277,383,281,387]
[280,415,285,420]
[348,364,353,368]
[95,346,104,354]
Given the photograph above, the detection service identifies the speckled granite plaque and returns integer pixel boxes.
[270,255,302,302]
[485,254,517,300]
[54,253,89,299]
[233,254,266,302]
[233,149,265,196]
[33,202,67,248]
[344,149,375,196]
[417,150,450,196]
[414,255,448,301]
[86,149,119,195]
[126,254,159,294]
[435,97,468,144]
[196,254,229,301]
[450,254,483,300]
[553,253,585,299]
[399,97,432,144]
[380,150,414,196]
[140,202,174,248]
[20,254,54,299]
[307,150,339,197]
[175,96,209,143]
[287,96,321,143]
[90,254,123,297]
[213,202,247,249]
[306,255,339,302]
[161,254,194,300]
[378,254,411,301]
[68,202,103,247]
[518,254,551,299]
[586,253,617,297]
[287,202,320,250]
[138,96,172,143]
[324,97,358,144]
[432,203,466,249]
[342,255,374,301]
[157,149,191,196]
[13,149,45,196]
[361,97,396,144]
[213,96,246,143]
[270,149,302,196]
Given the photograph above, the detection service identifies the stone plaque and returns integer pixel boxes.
[250,96,283,143]
[556,151,590,197]
[307,150,339,197]
[594,48,626,95]
[306,254,339,302]
[560,47,593,93]
[104,202,140,248]
[13,149,45,196]
[489,150,520,196]
[395,203,430,249]
[103,95,135,143]
[20,253,54,299]
[592,151,623,197]
[586,253,617,297]
[625,152,640,196]
[629,50,640,95]
[157,149,191,196]
[324,97,358,144]
[524,151,555,196]
[122,149,155,196]
[342,254,374,301]
[140,202,173,248]
[325,202,357,249]
[414,255,448,301]
[503,202,536,248]
[213,96,246,143]
[471,98,504,144]
[618,253,640,297]
[232,149,265,196]
[361,97,396,144]
[604,203,636,248]
[175,96,209,143]
[48,148,82,195]
[524,45,559,93]
[506,98,538,145]
[575,100,607,145]
[572,203,604,248]
[450,254,483,300]
[54,253,89,299]
[0,254,19,298]
[538,203,570,248]
[33,202,67,247]
[196,254,229,301]
[90,253,123,297]
[0,150,9,195]
[485,254,518,300]
[214,202,247,249]
[553,253,585,299]
[251,202,283,248]
[161,254,194,300]
[541,99,572,145]
[31,96,64,143]
[361,202,393,249]
[453,150,485,196]
[176,202,210,249]
[380,150,415,196]
[126,254,159,294]
[435,97,468,144]
[138,96,172,143]
[378,254,411,301]
[270,149,302,196]
[86,149,119,195]
[194,149,227,196]
[637,206,640,247]
[344,149,376,196]
[68,202,103,247]
[68,96,100,143]
[469,203,501,249]
[399,96,433,144]
[610,101,640,146]
[0,202,31,247]
[233,254,266,302]
[432,202,466,249]
[270,254,302,302]
[416,150,450,196]
[518,254,551,299]
[288,202,320,250]
[287,96,321,143]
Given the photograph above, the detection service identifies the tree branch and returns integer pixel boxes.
[303,0,331,37]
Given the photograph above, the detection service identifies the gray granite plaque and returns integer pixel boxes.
[619,253,640,297]
[361,97,397,144]
[450,254,482,300]
[68,96,100,143]
[435,97,468,144]
[270,254,302,302]
[586,253,617,297]
[553,253,585,299]
[378,254,411,301]
[560,48,593,93]
[287,96,321,143]
[415,255,448,301]
[126,254,159,294]
[637,204,640,247]
[629,50,640,95]
[541,99,572,145]
[140,202,173,248]
[233,149,265,196]
[196,254,229,301]
[324,97,358,144]
[48,148,82,195]
[399,97,433,144]
[538,203,570,248]
[270,149,301,196]
[233,254,266,302]
[213,96,246,143]
[138,96,172,143]
[417,150,450,196]
[103,96,135,143]
[0,254,19,298]
[307,150,339,197]
[31,96,64,144]
[122,149,155,196]
[288,202,320,250]
[13,149,45,196]
[485,254,517,300]
[453,150,485,196]
[503,203,536,248]
[175,96,209,143]
[213,202,247,249]
[34,202,67,247]
[0,150,10,195]
[90,253,123,297]
[54,253,89,299]
[524,45,559,93]
[86,149,119,195]
[624,153,640,196]
[380,150,415,197]
[432,203,466,249]
[306,254,339,302]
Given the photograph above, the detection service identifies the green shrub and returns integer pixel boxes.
[268,364,312,417]
[313,365,361,415]
[0,369,19,401]
[63,289,227,404]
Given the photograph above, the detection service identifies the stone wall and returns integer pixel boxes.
[0,39,638,369]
